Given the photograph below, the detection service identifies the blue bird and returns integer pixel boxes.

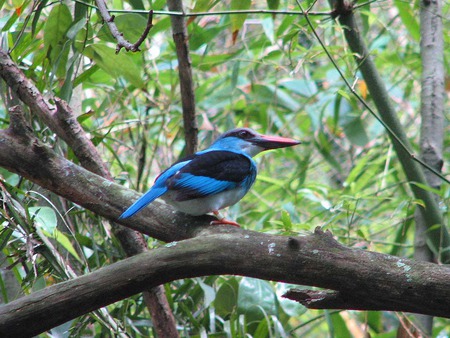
[119,128,300,226]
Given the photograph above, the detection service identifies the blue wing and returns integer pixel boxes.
[166,150,256,201]
[119,161,189,219]
[118,186,167,219]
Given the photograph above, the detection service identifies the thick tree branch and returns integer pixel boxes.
[331,0,450,262]
[0,48,111,179]
[167,0,198,154]
[0,229,449,337]
[0,121,212,241]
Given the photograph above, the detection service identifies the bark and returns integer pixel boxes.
[0,49,111,179]
[0,229,449,337]
[412,0,445,334]
[94,0,154,52]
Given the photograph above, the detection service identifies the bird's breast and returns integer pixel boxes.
[161,187,249,216]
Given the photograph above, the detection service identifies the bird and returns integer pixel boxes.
[119,127,300,226]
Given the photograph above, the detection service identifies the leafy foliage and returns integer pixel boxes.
[0,0,449,337]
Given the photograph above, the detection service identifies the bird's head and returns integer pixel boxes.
[211,128,301,157]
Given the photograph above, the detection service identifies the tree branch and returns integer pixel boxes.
[0,122,213,241]
[0,48,111,179]
[167,0,198,154]
[95,0,154,53]
[1,112,450,336]
[0,229,449,337]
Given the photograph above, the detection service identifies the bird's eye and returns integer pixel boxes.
[239,130,250,138]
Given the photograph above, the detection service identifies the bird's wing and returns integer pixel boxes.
[119,186,167,219]
[119,161,189,219]
[166,150,255,201]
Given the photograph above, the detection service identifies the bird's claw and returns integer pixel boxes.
[210,219,241,227]
[211,211,240,227]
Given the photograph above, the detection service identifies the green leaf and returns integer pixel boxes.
[252,84,301,111]
[314,130,343,173]
[197,279,216,308]
[43,4,72,50]
[51,229,82,263]
[367,311,383,333]
[215,278,239,317]
[73,65,100,88]
[191,0,217,12]
[280,210,293,231]
[267,0,280,10]
[280,79,318,97]
[189,23,227,50]
[237,277,277,318]
[230,0,251,34]
[1,10,19,32]
[77,110,95,124]
[191,52,238,71]
[29,206,57,233]
[393,0,420,41]
[261,17,275,44]
[98,14,148,43]
[410,181,443,196]
[31,0,49,37]
[83,44,145,88]
[329,312,353,338]
[342,117,369,147]
[0,227,14,251]
[66,17,87,40]
[344,151,372,189]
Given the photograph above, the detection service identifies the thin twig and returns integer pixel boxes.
[75,0,332,17]
[95,0,154,53]
[133,10,154,52]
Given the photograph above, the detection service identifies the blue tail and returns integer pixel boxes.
[119,186,167,219]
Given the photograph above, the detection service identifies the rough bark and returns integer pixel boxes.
[413,0,445,334]
[0,49,111,179]
[0,229,449,337]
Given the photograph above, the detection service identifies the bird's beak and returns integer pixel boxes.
[251,134,301,150]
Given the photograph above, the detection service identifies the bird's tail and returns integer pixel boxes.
[119,186,167,219]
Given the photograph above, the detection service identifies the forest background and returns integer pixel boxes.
[0,0,449,337]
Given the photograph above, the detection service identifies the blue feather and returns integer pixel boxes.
[119,186,167,219]
[170,173,239,198]
[119,161,189,219]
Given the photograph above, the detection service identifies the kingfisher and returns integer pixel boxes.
[119,128,300,226]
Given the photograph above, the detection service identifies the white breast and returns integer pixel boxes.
[161,188,248,216]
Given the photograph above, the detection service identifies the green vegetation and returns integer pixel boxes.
[0,0,448,336]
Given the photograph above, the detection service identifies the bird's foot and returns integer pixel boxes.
[210,218,241,227]
[211,211,240,227]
